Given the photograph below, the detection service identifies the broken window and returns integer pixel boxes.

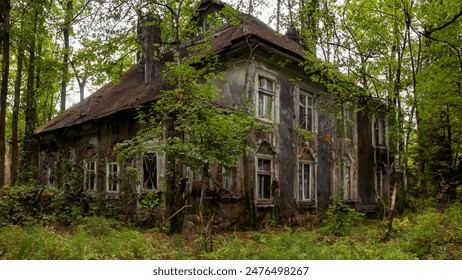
[143,152,158,190]
[298,161,314,201]
[256,157,272,199]
[107,162,119,192]
[299,90,314,131]
[84,160,97,191]
[257,76,275,120]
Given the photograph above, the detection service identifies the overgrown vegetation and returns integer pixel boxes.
[1,184,461,260]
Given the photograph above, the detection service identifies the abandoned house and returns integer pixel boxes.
[32,0,389,227]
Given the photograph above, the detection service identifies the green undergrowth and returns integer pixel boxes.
[1,202,461,260]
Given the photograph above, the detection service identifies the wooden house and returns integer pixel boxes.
[33,0,388,228]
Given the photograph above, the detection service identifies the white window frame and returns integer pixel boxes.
[256,156,273,200]
[256,75,277,121]
[106,162,119,193]
[299,90,315,131]
[84,160,97,191]
[298,160,315,201]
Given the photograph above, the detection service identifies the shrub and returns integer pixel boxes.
[319,194,365,237]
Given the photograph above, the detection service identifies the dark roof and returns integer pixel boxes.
[36,15,306,135]
[212,15,306,58]
[36,65,165,134]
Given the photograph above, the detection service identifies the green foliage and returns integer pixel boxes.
[320,194,366,237]
[0,219,152,260]
[1,202,462,260]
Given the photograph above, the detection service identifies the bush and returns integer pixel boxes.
[319,195,365,237]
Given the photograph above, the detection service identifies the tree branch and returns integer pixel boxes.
[423,6,462,37]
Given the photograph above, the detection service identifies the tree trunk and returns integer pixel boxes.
[0,0,10,187]
[60,0,73,111]
[382,174,400,242]
[10,33,24,187]
[20,9,38,179]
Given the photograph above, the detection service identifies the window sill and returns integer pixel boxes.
[256,199,274,207]
[297,200,316,207]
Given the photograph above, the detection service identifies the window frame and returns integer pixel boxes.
[47,166,57,188]
[142,152,159,191]
[255,155,273,200]
[106,162,119,193]
[222,167,236,192]
[256,75,277,122]
[84,159,97,192]
[298,160,315,202]
[374,118,386,147]
[298,89,315,132]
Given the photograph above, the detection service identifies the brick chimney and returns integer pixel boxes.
[138,15,162,83]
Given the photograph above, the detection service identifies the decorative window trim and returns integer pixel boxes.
[106,162,119,193]
[84,159,97,192]
[255,155,273,201]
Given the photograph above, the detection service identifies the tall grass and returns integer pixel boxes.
[1,202,461,260]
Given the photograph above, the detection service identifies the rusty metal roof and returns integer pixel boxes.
[36,15,306,135]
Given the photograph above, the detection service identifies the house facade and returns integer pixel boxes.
[33,1,388,227]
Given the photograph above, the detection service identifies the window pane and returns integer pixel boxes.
[299,163,311,200]
[258,159,271,172]
[258,174,272,199]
